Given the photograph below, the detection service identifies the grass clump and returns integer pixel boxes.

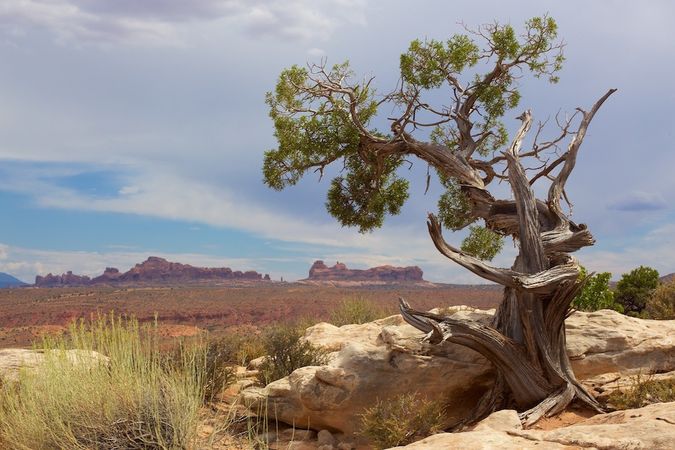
[257,323,328,385]
[330,297,388,326]
[0,314,204,449]
[359,392,445,449]
[168,328,267,403]
[607,372,675,410]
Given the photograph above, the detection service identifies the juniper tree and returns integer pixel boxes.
[263,16,615,427]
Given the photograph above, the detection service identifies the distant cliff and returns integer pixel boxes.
[305,260,424,283]
[35,257,271,287]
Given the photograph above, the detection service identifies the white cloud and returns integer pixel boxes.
[0,0,368,45]
[118,185,140,195]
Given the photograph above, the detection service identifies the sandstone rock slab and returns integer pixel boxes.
[394,402,675,449]
[241,308,675,435]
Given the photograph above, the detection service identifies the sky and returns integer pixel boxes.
[0,0,674,284]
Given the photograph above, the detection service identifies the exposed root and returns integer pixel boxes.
[519,384,574,427]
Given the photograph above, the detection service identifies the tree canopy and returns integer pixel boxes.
[264,16,571,260]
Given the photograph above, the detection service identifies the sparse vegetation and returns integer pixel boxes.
[168,339,235,404]
[607,372,675,410]
[644,279,675,320]
[257,323,328,385]
[573,267,623,312]
[359,393,445,449]
[330,297,388,326]
[0,314,204,449]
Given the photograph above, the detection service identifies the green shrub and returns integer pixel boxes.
[257,324,328,385]
[359,393,445,449]
[607,372,675,410]
[573,267,623,312]
[615,266,660,314]
[0,314,204,449]
[645,279,675,320]
[330,297,387,326]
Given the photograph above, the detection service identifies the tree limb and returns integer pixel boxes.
[547,89,617,220]
[505,110,547,273]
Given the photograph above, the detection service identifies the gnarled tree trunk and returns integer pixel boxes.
[398,90,616,428]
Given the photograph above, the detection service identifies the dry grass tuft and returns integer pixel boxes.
[0,314,205,449]
[359,392,445,449]
[607,372,675,410]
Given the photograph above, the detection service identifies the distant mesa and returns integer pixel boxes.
[34,256,271,287]
[0,272,28,289]
[305,260,425,284]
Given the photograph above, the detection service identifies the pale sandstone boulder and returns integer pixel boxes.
[0,348,109,381]
[241,308,675,434]
[566,310,675,379]
[393,402,675,449]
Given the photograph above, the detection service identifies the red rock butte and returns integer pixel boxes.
[306,260,424,282]
[34,256,271,287]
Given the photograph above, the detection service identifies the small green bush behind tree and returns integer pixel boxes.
[615,266,660,315]
[359,392,445,449]
[0,314,204,449]
[572,267,622,312]
[257,323,328,385]
[644,279,675,320]
[330,297,388,326]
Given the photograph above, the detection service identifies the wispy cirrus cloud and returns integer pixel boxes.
[0,0,367,46]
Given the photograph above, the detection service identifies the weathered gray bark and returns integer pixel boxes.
[395,89,617,428]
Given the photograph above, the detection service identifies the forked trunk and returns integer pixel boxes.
[400,265,603,429]
[399,90,617,428]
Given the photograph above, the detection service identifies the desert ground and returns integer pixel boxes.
[0,283,501,348]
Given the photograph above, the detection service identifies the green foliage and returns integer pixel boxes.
[264,63,378,192]
[263,16,565,234]
[607,372,675,410]
[460,225,504,261]
[522,16,565,82]
[330,297,389,326]
[257,324,328,385]
[359,393,445,449]
[573,267,623,312]
[437,177,473,230]
[645,279,675,320]
[615,266,660,314]
[400,35,480,89]
[326,154,410,232]
[0,315,203,449]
